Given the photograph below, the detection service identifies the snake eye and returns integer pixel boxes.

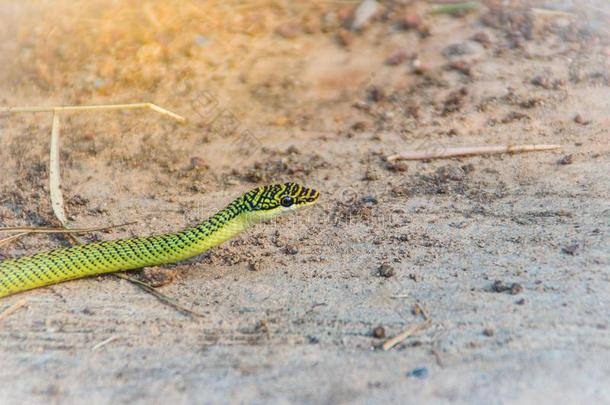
[280,195,294,207]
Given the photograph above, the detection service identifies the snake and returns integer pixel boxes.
[0,182,319,298]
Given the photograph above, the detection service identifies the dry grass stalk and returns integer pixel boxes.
[387,144,561,162]
[0,222,136,248]
[0,233,30,248]
[91,335,119,351]
[114,273,206,318]
[0,299,28,323]
[0,222,136,234]
[0,103,186,122]
[382,319,432,351]
[49,112,66,226]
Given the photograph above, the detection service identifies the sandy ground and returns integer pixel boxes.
[0,1,609,404]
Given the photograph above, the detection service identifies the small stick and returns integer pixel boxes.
[0,103,186,123]
[387,144,561,162]
[382,319,432,351]
[0,221,136,234]
[414,302,429,320]
[49,112,67,226]
[431,347,445,368]
[0,299,28,323]
[0,233,30,248]
[91,335,119,351]
[0,222,136,248]
[49,112,84,244]
[114,273,205,318]
[144,103,186,122]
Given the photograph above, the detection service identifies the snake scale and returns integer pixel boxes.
[0,183,319,298]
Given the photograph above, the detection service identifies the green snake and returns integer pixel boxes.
[0,183,319,298]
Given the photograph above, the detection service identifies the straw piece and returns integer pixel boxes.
[382,320,432,351]
[0,299,28,323]
[387,144,561,162]
[49,112,67,226]
[0,103,186,122]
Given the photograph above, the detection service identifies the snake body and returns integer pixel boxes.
[0,183,319,298]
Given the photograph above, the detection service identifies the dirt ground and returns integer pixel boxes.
[0,1,609,404]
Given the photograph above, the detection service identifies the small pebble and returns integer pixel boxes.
[275,23,301,39]
[471,31,491,47]
[377,264,395,278]
[531,75,550,88]
[361,196,378,205]
[442,42,474,59]
[368,86,385,102]
[336,29,354,47]
[558,154,573,165]
[483,328,495,337]
[492,280,523,295]
[284,245,299,255]
[407,367,428,379]
[308,336,320,344]
[412,58,428,75]
[397,234,409,242]
[190,157,208,170]
[387,161,409,172]
[385,50,408,66]
[573,114,589,125]
[515,298,526,305]
[448,61,471,76]
[285,145,300,155]
[510,283,523,295]
[402,14,422,30]
[351,121,369,131]
[461,163,475,174]
[562,243,579,256]
[372,326,386,339]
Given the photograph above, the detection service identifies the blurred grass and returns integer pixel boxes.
[6,0,340,98]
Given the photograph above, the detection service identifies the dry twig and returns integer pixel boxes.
[387,144,561,162]
[0,103,186,122]
[0,222,135,248]
[114,273,205,318]
[414,302,429,321]
[49,112,66,226]
[0,222,135,234]
[431,347,445,368]
[91,335,119,351]
[382,319,432,351]
[0,299,28,323]
[0,233,30,248]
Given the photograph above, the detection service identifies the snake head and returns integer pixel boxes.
[241,182,319,220]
